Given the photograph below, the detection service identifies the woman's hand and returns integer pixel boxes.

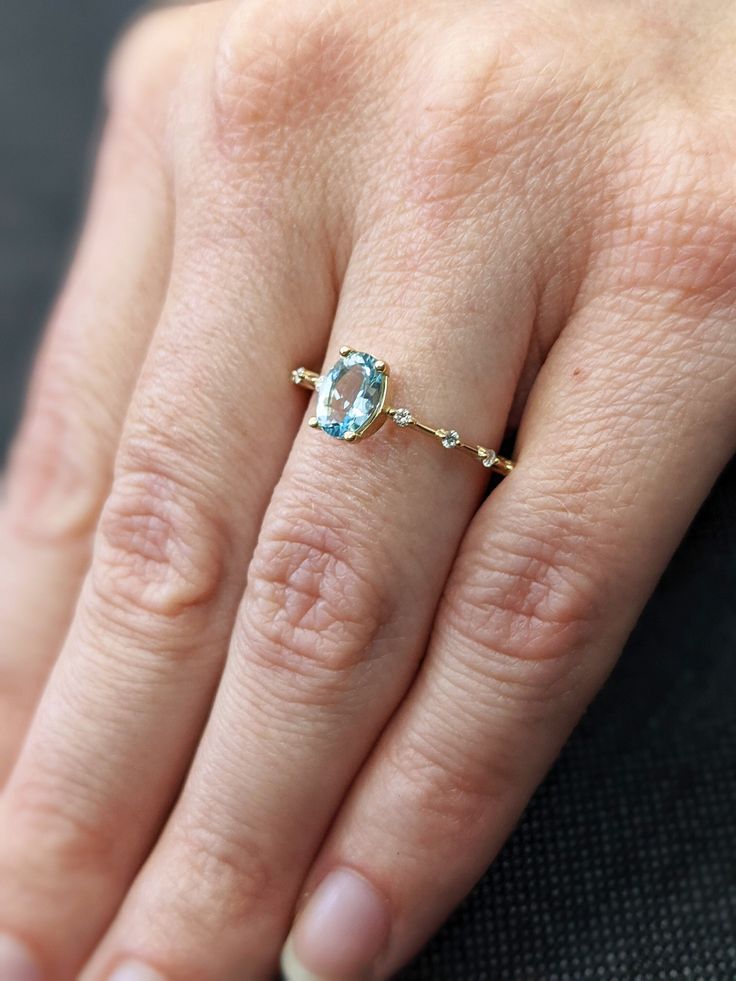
[1,1,735,977]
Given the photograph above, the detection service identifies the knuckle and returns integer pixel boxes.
[164,811,276,932]
[615,121,736,301]
[403,13,560,217]
[105,4,210,146]
[383,727,502,837]
[2,766,118,887]
[93,450,225,626]
[212,0,365,156]
[241,496,386,679]
[443,516,601,694]
[5,352,110,546]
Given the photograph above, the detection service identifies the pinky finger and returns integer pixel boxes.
[281,286,736,980]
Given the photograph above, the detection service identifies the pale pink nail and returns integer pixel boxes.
[0,934,42,981]
[108,961,167,981]
[281,868,390,980]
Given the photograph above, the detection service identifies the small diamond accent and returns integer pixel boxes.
[315,375,325,391]
[440,430,460,449]
[393,408,413,428]
[481,448,498,468]
[291,368,305,384]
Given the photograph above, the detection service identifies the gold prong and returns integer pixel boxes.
[308,416,320,429]
[343,431,357,442]
[374,360,387,373]
[339,345,353,357]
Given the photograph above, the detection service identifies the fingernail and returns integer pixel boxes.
[108,961,167,981]
[0,934,42,981]
[281,868,390,981]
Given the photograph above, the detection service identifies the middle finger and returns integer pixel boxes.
[88,197,537,979]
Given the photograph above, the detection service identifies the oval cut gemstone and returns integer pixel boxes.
[316,351,386,439]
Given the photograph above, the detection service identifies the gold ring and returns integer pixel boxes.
[291,347,515,476]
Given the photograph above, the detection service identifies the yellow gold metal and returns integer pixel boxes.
[291,352,515,476]
[410,420,439,437]
[292,370,321,390]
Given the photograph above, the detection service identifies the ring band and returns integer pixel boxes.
[291,347,515,477]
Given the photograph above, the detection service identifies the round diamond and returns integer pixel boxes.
[481,449,497,468]
[291,368,305,384]
[393,408,413,428]
[441,430,460,449]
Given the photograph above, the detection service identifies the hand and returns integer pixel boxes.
[1,1,735,978]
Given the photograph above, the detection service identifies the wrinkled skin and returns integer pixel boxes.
[0,1,735,978]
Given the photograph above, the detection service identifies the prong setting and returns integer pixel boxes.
[391,407,413,428]
[439,429,461,449]
[291,352,514,475]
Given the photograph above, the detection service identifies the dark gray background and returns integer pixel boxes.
[1,3,735,979]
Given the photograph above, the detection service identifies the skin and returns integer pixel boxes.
[0,0,735,977]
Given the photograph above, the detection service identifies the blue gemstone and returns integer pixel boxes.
[316,351,386,439]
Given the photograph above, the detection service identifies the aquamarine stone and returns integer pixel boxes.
[316,351,386,439]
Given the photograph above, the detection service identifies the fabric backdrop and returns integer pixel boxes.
[1,3,734,978]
